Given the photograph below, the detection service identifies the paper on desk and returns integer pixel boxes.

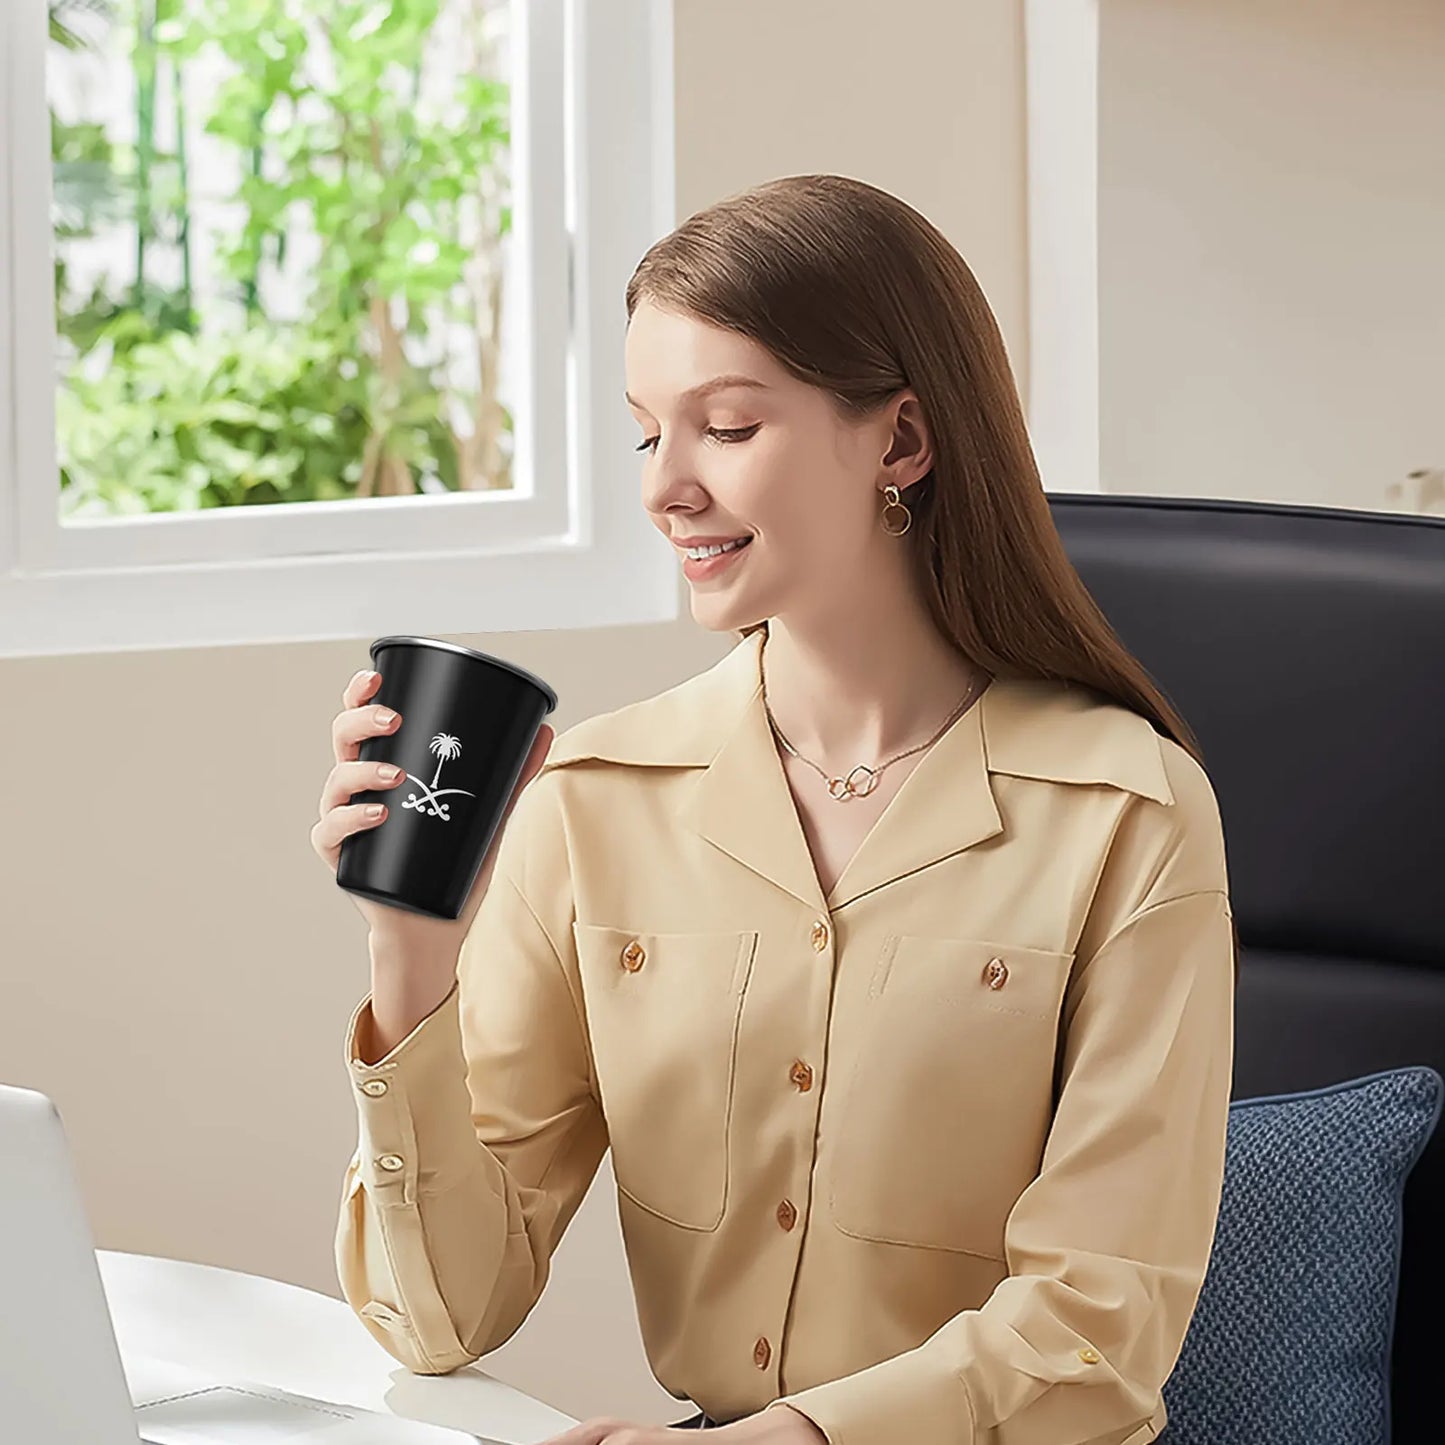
[127,1352,510,1444]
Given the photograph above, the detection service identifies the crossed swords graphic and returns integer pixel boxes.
[397,771,476,822]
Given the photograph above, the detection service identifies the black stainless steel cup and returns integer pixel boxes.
[336,636,559,920]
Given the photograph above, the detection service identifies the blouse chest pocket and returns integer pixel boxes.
[828,934,1075,1260]
[573,922,759,1231]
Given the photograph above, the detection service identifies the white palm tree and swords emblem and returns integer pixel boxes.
[397,733,477,821]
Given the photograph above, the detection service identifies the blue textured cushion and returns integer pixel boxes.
[1159,1065,1442,1445]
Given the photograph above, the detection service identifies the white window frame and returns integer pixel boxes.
[1023,0,1100,495]
[0,0,680,658]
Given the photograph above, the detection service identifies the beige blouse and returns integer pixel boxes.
[335,627,1235,1445]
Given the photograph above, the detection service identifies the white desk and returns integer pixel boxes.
[98,1250,581,1444]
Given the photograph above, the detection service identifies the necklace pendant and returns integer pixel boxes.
[827,763,879,800]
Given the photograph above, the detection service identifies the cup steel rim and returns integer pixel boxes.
[369,634,558,713]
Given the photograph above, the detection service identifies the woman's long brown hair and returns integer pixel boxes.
[624,174,1239,986]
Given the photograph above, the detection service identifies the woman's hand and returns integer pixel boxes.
[538,1402,828,1444]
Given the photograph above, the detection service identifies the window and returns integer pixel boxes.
[0,0,678,657]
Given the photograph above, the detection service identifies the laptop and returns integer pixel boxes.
[0,1081,509,1443]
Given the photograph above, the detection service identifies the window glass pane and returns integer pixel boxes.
[47,0,516,519]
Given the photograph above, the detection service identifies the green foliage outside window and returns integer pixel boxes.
[49,0,514,518]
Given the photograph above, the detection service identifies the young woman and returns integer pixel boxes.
[318,174,1238,1445]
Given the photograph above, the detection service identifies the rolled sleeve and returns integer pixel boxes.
[772,887,1235,1445]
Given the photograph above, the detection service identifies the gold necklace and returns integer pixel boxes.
[761,637,991,802]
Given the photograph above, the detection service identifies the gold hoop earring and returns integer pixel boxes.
[880,483,912,536]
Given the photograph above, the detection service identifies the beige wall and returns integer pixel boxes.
[1099,0,1445,514]
[0,0,1029,1428]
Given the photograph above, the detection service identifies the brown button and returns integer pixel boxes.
[810,920,830,951]
[621,940,646,972]
[982,957,1009,990]
[789,1060,813,1091]
[1077,1346,1101,1364]
[359,1078,389,1097]
[753,1336,771,1369]
[776,1199,797,1231]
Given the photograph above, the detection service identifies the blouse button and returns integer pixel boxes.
[776,1199,797,1231]
[753,1336,772,1369]
[621,940,646,972]
[1077,1347,1101,1364]
[359,1079,389,1097]
[810,920,830,951]
[789,1060,813,1092]
[983,957,1009,990]
[377,1154,405,1172]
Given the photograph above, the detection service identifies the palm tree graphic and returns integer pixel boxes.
[429,733,462,787]
[399,732,477,822]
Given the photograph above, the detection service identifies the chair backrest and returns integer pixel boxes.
[1050,493,1445,1443]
